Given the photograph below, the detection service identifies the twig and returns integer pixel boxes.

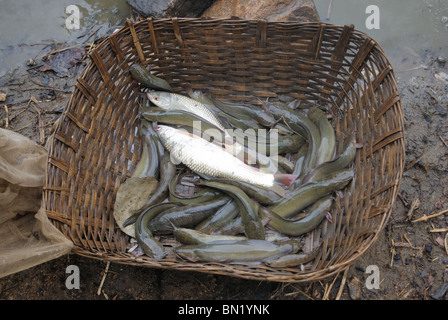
[21,86,72,93]
[412,209,448,223]
[194,276,211,293]
[390,239,396,267]
[3,105,9,129]
[270,282,287,299]
[8,105,29,124]
[322,274,338,300]
[285,284,314,300]
[27,97,45,144]
[85,41,97,56]
[440,136,448,148]
[30,42,65,46]
[444,233,448,256]
[405,152,424,170]
[320,280,328,299]
[397,193,409,207]
[406,198,420,221]
[14,121,33,132]
[398,283,410,297]
[0,97,31,108]
[335,267,349,300]
[36,43,85,60]
[403,233,414,248]
[28,78,72,93]
[401,288,416,299]
[429,227,448,233]
[97,261,110,296]
[392,241,423,250]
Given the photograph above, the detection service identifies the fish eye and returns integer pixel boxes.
[154,96,159,101]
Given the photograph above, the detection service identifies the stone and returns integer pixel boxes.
[127,0,215,18]
[202,0,320,22]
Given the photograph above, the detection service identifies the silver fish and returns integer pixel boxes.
[156,125,296,189]
[146,91,225,131]
[147,92,281,173]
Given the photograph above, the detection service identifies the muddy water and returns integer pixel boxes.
[0,0,130,76]
[314,0,448,76]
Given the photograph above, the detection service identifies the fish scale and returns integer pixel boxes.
[157,125,277,188]
[147,91,283,173]
[147,91,225,131]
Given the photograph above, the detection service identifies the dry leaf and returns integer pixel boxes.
[113,176,158,237]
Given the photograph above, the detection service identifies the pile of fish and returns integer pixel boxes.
[113,63,361,268]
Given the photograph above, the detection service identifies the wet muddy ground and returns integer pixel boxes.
[0,23,447,301]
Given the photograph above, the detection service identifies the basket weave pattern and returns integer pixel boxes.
[44,18,404,282]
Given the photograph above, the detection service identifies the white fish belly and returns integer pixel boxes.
[160,126,274,187]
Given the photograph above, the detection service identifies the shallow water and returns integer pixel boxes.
[0,0,447,77]
[314,0,448,73]
[0,0,130,76]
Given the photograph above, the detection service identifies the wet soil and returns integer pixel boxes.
[0,28,447,302]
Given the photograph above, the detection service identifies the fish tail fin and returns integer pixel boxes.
[274,173,298,186]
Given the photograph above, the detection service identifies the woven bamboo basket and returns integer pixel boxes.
[43,18,405,283]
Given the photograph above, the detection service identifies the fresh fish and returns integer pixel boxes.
[172,226,247,245]
[307,107,336,166]
[268,169,354,219]
[260,196,333,236]
[265,243,321,267]
[129,64,173,92]
[199,181,266,240]
[205,178,282,206]
[263,101,321,174]
[174,239,294,264]
[134,120,160,178]
[146,92,269,168]
[195,200,240,234]
[135,202,182,259]
[185,86,276,127]
[156,125,297,190]
[146,91,225,131]
[142,108,225,136]
[148,197,230,235]
[291,144,309,179]
[301,135,360,184]
[168,171,223,205]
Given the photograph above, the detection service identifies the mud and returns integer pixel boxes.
[0,23,447,302]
